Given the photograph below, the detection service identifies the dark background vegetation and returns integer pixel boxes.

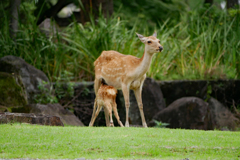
[0,0,240,82]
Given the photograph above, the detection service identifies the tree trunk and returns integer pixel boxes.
[9,0,21,38]
[226,0,239,8]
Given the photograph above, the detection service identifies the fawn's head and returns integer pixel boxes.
[136,32,163,55]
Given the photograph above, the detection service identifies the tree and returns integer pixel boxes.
[9,0,21,38]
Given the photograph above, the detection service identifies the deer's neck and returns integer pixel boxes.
[135,50,153,76]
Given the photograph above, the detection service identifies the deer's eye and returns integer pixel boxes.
[147,41,152,44]
[158,41,161,43]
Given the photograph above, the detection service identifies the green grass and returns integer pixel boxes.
[0,124,240,159]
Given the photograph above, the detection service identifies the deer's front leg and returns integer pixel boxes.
[134,87,147,128]
[122,84,130,127]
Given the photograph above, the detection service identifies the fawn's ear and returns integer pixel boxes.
[152,32,157,37]
[136,33,146,43]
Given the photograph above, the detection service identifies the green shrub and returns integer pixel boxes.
[0,1,239,81]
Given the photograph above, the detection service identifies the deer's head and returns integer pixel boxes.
[136,32,163,55]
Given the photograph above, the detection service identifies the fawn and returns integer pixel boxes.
[89,83,124,127]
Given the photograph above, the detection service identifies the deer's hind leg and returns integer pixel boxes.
[103,107,111,127]
[89,100,98,126]
[113,102,124,127]
[94,78,101,95]
[105,102,114,127]
[90,103,102,126]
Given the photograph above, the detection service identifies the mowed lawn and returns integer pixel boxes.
[0,124,239,159]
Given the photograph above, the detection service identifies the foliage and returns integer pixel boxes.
[54,70,75,100]
[34,71,76,104]
[153,120,170,128]
[114,0,188,30]
[0,1,240,81]
[0,123,240,159]
[34,80,58,104]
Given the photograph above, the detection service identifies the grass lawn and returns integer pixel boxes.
[0,124,240,159]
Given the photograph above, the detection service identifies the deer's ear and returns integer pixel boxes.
[152,32,157,37]
[136,33,146,43]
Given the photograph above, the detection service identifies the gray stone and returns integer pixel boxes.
[208,97,239,130]
[0,55,50,103]
[151,97,213,130]
[0,112,64,126]
[30,103,84,126]
[158,80,208,106]
[0,72,28,110]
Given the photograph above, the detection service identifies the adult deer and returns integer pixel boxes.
[92,32,163,128]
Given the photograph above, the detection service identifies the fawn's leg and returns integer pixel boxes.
[113,102,124,127]
[105,102,114,127]
[103,107,110,127]
[89,100,97,126]
[91,104,102,126]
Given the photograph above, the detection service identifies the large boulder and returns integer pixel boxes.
[0,112,64,126]
[0,72,28,111]
[208,97,239,130]
[29,103,84,126]
[151,97,213,130]
[0,55,50,103]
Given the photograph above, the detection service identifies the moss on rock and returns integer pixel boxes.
[0,72,28,109]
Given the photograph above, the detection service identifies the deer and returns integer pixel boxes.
[92,32,163,128]
[89,83,124,127]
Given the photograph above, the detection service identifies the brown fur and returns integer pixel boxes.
[89,84,124,127]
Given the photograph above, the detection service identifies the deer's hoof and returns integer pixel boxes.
[110,122,114,127]
[143,123,148,128]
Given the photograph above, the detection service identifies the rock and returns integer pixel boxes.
[158,80,208,106]
[0,72,28,110]
[0,105,8,113]
[0,55,50,103]
[158,80,240,111]
[208,97,239,130]
[38,18,57,37]
[210,80,240,110]
[0,112,64,126]
[151,97,213,130]
[29,103,84,126]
